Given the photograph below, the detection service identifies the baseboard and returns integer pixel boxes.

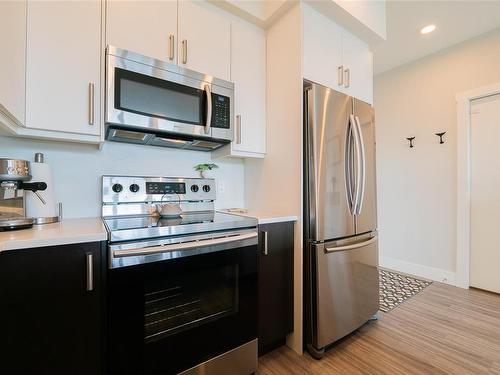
[379,256,456,285]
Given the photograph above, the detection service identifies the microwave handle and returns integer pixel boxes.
[204,84,212,135]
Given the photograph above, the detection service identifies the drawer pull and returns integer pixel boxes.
[262,231,269,255]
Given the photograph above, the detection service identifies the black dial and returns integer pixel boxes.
[190,184,199,193]
[112,183,123,193]
[129,184,140,193]
[202,185,211,193]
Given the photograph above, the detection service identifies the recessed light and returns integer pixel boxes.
[420,24,436,34]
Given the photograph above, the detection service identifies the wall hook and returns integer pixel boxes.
[435,132,446,144]
[406,137,415,148]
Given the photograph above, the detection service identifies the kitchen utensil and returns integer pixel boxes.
[0,158,49,231]
[26,153,61,225]
[0,158,31,181]
[155,193,182,218]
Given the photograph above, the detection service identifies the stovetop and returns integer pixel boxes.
[104,212,258,243]
[101,176,258,243]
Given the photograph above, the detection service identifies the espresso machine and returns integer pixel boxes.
[0,158,47,231]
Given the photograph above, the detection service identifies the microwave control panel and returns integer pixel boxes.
[211,94,230,129]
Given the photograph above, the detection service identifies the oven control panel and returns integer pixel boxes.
[102,176,216,204]
[146,182,186,195]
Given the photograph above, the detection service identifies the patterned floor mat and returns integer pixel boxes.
[379,269,432,312]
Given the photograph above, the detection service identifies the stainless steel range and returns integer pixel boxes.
[102,175,258,375]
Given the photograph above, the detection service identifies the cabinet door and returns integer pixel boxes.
[25,1,101,135]
[107,0,177,63]
[230,20,266,156]
[258,222,294,355]
[342,31,373,104]
[302,4,343,92]
[0,242,103,375]
[178,1,230,81]
[0,0,26,124]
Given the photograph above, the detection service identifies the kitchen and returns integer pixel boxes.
[2,1,500,374]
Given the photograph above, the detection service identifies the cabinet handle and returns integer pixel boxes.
[236,114,242,144]
[182,39,188,64]
[168,34,175,61]
[86,253,94,292]
[88,82,94,125]
[344,68,350,88]
[338,65,344,86]
[262,231,269,256]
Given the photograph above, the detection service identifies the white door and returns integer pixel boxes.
[26,0,101,136]
[230,20,266,156]
[470,93,500,293]
[341,31,373,104]
[178,1,230,81]
[0,0,26,125]
[302,4,343,92]
[106,0,177,63]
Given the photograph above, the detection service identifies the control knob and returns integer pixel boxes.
[112,183,123,193]
[129,184,140,193]
[190,185,199,193]
[202,185,211,193]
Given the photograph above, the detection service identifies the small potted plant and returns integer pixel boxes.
[194,163,219,178]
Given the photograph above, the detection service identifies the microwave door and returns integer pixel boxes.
[106,54,214,139]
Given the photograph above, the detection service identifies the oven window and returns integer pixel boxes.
[115,68,205,125]
[144,264,239,343]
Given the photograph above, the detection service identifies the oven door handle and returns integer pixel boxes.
[204,84,212,135]
[112,231,257,258]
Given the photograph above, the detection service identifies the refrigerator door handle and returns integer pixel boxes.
[354,115,366,215]
[324,235,377,253]
[350,114,363,215]
[344,116,355,215]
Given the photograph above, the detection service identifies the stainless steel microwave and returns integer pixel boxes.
[105,46,234,151]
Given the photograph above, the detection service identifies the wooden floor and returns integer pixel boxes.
[258,283,500,374]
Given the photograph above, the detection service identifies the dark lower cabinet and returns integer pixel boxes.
[258,221,294,355]
[0,242,104,375]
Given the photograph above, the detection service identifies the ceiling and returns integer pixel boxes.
[373,0,500,75]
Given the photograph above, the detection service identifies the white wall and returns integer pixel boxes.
[334,0,386,39]
[224,0,288,21]
[374,28,500,283]
[0,136,245,218]
[245,4,303,353]
[304,0,386,44]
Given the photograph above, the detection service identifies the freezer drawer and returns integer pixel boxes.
[311,233,379,350]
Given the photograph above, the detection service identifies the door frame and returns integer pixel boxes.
[455,82,500,289]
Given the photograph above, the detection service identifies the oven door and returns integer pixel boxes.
[106,48,233,142]
[107,232,258,375]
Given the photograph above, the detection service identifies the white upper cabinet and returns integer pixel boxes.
[214,19,266,158]
[106,0,177,63]
[342,31,373,104]
[178,1,231,81]
[25,1,101,136]
[301,4,373,104]
[302,5,343,93]
[0,1,26,125]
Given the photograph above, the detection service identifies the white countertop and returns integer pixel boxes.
[0,218,108,252]
[219,210,298,225]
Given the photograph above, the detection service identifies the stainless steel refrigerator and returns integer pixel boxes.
[304,81,379,358]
